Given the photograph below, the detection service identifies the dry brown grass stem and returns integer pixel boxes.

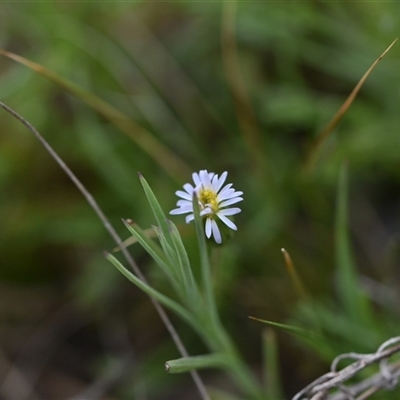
[304,38,397,176]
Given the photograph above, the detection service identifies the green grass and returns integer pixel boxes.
[1,2,400,399]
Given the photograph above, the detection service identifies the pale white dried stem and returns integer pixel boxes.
[293,337,400,400]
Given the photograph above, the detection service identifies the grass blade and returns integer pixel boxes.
[169,221,201,310]
[105,252,201,333]
[138,173,174,247]
[281,248,307,299]
[165,353,228,374]
[113,226,157,252]
[250,315,333,359]
[249,316,317,341]
[192,192,218,325]
[0,48,190,182]
[262,329,284,400]
[304,39,397,174]
[122,220,176,283]
[335,163,374,326]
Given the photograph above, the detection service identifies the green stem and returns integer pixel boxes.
[192,196,263,399]
[192,193,219,326]
[211,317,264,400]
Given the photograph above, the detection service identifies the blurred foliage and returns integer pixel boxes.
[1,1,400,399]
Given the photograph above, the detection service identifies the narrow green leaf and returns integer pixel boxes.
[153,226,179,266]
[249,316,318,342]
[139,174,174,248]
[122,220,174,281]
[169,221,201,309]
[152,225,186,298]
[262,329,284,400]
[123,220,189,303]
[251,316,334,361]
[335,163,373,325]
[308,302,381,353]
[105,252,200,332]
[112,227,157,252]
[192,192,218,325]
[165,353,228,374]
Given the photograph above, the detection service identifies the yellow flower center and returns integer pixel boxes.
[199,188,218,214]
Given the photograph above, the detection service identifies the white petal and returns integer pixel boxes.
[192,172,201,186]
[218,188,235,199]
[211,174,219,191]
[176,204,194,213]
[205,218,212,238]
[218,190,242,202]
[211,172,224,191]
[169,209,179,215]
[211,220,222,243]
[183,183,194,194]
[193,184,202,197]
[200,207,212,216]
[176,190,192,200]
[215,171,228,192]
[218,214,237,231]
[170,208,189,215]
[219,197,243,207]
[218,184,232,196]
[219,207,241,216]
[177,199,191,206]
[200,170,212,188]
[185,214,195,223]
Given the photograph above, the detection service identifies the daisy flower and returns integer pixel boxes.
[170,170,243,243]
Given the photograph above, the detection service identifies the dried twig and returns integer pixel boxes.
[293,336,400,400]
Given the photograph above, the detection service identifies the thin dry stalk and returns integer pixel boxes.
[0,101,210,400]
[293,336,400,400]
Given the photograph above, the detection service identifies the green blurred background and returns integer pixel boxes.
[1,2,400,399]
